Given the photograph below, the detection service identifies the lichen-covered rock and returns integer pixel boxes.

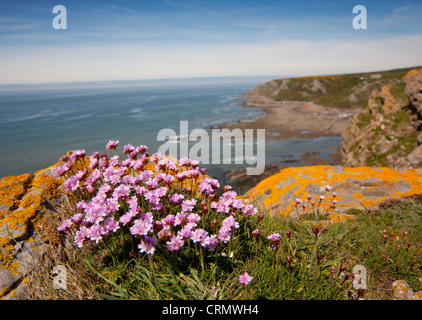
[244,165,422,219]
[392,279,422,300]
[0,164,61,300]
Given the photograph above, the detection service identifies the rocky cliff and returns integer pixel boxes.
[341,68,422,168]
[246,66,418,110]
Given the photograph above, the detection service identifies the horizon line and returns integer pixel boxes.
[1,64,421,91]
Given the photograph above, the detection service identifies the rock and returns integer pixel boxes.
[392,280,422,300]
[0,168,62,300]
[417,132,422,146]
[0,268,16,291]
[403,68,422,116]
[341,68,422,168]
[244,165,422,218]
[407,145,422,168]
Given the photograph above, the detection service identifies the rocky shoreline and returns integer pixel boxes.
[220,92,359,193]
[229,92,361,140]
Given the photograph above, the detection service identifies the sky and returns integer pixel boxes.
[1,0,422,85]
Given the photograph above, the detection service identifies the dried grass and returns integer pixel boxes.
[21,194,105,300]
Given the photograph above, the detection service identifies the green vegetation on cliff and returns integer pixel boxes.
[252,66,420,109]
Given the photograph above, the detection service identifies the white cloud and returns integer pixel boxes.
[1,34,422,85]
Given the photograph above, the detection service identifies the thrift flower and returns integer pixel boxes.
[106,140,120,150]
[267,233,281,245]
[166,235,184,252]
[57,219,72,232]
[181,199,197,212]
[239,272,253,285]
[138,236,157,255]
[169,193,184,204]
[191,228,208,243]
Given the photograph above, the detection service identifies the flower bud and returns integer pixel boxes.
[286,230,291,239]
[252,229,260,239]
[312,226,319,235]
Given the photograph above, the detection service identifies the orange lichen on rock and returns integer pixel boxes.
[244,165,422,218]
[0,174,33,210]
[392,279,422,300]
[0,171,62,275]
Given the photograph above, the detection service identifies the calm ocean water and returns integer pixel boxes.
[0,81,341,188]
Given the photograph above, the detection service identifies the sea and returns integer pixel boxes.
[0,78,341,190]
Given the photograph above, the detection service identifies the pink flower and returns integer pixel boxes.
[130,218,153,236]
[123,144,135,154]
[181,199,197,212]
[74,226,89,248]
[64,176,79,192]
[190,228,208,243]
[239,272,253,285]
[187,213,200,224]
[57,219,72,232]
[174,212,188,226]
[162,214,175,227]
[169,193,185,204]
[71,213,84,224]
[103,217,120,233]
[267,233,281,245]
[179,157,191,166]
[138,236,157,255]
[222,216,239,230]
[119,212,134,226]
[162,174,175,184]
[88,224,103,243]
[106,140,120,150]
[218,226,231,243]
[202,235,218,251]
[242,204,257,216]
[136,145,148,154]
[166,235,184,252]
[55,162,72,177]
[178,226,193,239]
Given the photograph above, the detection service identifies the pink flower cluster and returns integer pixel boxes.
[56,140,257,256]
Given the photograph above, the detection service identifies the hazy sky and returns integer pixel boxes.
[1,0,422,85]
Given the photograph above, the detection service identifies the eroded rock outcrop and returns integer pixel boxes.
[341,68,422,168]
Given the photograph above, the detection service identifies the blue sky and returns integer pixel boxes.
[1,0,422,84]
